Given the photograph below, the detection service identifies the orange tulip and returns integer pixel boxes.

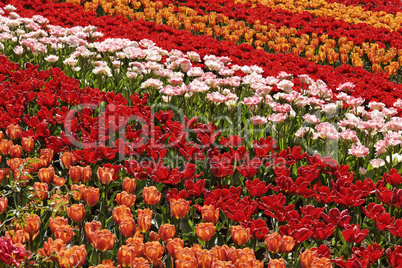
[120,218,137,238]
[123,177,136,194]
[53,175,66,186]
[131,257,150,268]
[5,229,29,245]
[118,245,141,267]
[38,238,66,261]
[170,198,191,219]
[196,223,216,242]
[60,152,76,169]
[211,260,235,268]
[230,226,251,246]
[32,182,48,201]
[81,165,92,183]
[90,259,115,268]
[71,184,86,201]
[0,139,12,155]
[126,237,144,257]
[53,224,74,244]
[116,191,136,207]
[24,213,41,239]
[0,131,3,140]
[265,232,295,254]
[6,124,22,140]
[166,238,184,256]
[268,258,286,268]
[113,205,133,225]
[144,241,164,262]
[211,245,229,261]
[158,224,175,242]
[84,187,100,207]
[49,216,69,232]
[25,157,42,173]
[301,249,319,268]
[40,149,54,166]
[8,145,22,158]
[97,166,116,185]
[7,158,24,172]
[310,257,332,268]
[67,203,86,223]
[201,205,220,224]
[0,196,8,214]
[38,166,55,184]
[150,231,160,242]
[175,255,197,268]
[85,220,102,244]
[0,168,4,184]
[195,250,215,268]
[58,245,86,268]
[69,165,82,184]
[142,186,161,206]
[92,229,116,251]
[21,137,34,153]
[279,235,295,253]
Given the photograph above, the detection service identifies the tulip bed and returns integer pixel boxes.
[1,0,402,268]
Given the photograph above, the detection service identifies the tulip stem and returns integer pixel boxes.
[176,218,181,239]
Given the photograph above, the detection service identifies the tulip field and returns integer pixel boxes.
[2,0,402,267]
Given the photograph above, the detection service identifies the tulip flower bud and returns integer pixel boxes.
[81,165,92,183]
[85,220,102,244]
[26,157,42,173]
[0,196,8,214]
[268,258,286,268]
[170,199,191,219]
[279,235,295,253]
[0,139,13,155]
[53,175,66,186]
[131,257,150,268]
[24,213,41,239]
[119,218,136,238]
[158,224,175,242]
[144,241,164,262]
[8,145,22,158]
[201,205,220,224]
[32,182,48,201]
[60,152,76,169]
[230,226,251,246]
[7,158,24,172]
[126,237,144,257]
[38,166,55,184]
[150,231,160,242]
[300,249,319,268]
[70,184,86,201]
[69,165,82,184]
[265,232,281,253]
[142,186,161,206]
[167,238,184,256]
[196,222,216,242]
[21,137,34,153]
[40,148,54,166]
[49,216,69,233]
[84,187,100,207]
[97,166,115,185]
[196,250,215,268]
[113,205,133,225]
[118,245,138,267]
[54,224,74,244]
[211,260,235,268]
[123,177,136,194]
[91,229,116,251]
[38,238,66,261]
[176,255,197,268]
[116,191,136,207]
[67,203,85,223]
[58,245,86,268]
[6,124,22,140]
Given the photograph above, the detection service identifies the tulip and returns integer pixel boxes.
[150,231,160,242]
[0,196,8,214]
[85,220,102,244]
[32,182,48,201]
[137,209,153,233]
[0,139,12,155]
[196,223,216,242]
[230,226,251,246]
[58,245,86,268]
[131,257,150,268]
[38,166,55,184]
[211,260,235,268]
[6,124,22,140]
[0,131,3,140]
[5,229,29,245]
[268,258,286,268]
[170,198,191,219]
[195,250,215,268]
[300,249,318,268]
[26,157,41,173]
[167,238,184,256]
[120,218,136,238]
[310,257,332,268]
[7,158,24,172]
[8,145,22,158]
[91,229,116,251]
[71,184,86,201]
[0,169,5,184]
[40,149,54,166]
[67,204,86,223]
[265,232,282,253]
[49,216,69,232]
[212,245,229,262]
[123,177,136,194]
[175,255,197,268]
[116,191,136,207]
[144,241,164,262]
[53,175,66,186]
[142,186,161,206]
[53,225,74,244]
[158,224,175,242]
[118,245,139,267]
[113,205,133,225]
[21,137,34,153]
[24,213,41,240]
[126,237,144,257]
[60,152,76,169]
[38,238,66,261]
[69,165,82,184]
[49,194,69,210]
[279,235,295,253]
[84,187,100,207]
[97,166,115,185]
[81,165,92,182]
[201,205,220,224]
